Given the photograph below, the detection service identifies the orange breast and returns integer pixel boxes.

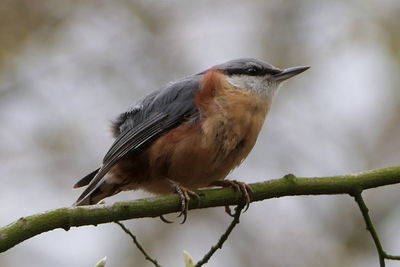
[140,70,271,194]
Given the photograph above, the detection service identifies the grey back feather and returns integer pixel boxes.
[74,75,202,205]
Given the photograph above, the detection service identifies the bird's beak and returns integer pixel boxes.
[273,66,310,82]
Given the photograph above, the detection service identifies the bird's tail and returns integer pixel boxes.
[73,168,100,189]
[73,182,120,206]
[73,169,120,206]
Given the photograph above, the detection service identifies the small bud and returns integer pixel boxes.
[183,250,195,267]
[95,256,107,267]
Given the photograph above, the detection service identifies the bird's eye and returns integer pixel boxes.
[246,67,259,75]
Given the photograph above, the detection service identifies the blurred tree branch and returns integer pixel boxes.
[114,205,245,267]
[115,221,162,267]
[194,204,244,267]
[1,166,400,266]
[353,192,400,267]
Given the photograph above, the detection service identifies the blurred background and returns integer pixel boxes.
[0,0,399,266]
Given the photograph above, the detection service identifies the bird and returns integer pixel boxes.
[73,58,309,222]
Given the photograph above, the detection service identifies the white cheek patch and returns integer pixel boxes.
[227,75,279,98]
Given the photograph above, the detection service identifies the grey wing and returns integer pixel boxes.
[73,75,201,205]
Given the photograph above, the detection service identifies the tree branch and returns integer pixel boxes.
[353,192,400,267]
[1,166,400,253]
[195,204,244,267]
[115,221,162,267]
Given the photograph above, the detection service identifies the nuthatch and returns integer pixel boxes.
[73,58,309,222]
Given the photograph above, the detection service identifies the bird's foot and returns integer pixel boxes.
[210,180,253,216]
[163,178,199,224]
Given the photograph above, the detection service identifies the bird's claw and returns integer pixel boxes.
[211,180,253,215]
[166,179,200,224]
[159,215,173,223]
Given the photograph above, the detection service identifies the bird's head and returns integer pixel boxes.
[213,58,309,97]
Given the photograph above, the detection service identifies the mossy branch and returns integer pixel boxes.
[1,166,400,254]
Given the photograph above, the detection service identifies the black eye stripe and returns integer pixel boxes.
[225,67,269,76]
[219,62,281,76]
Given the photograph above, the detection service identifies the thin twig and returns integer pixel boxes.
[353,192,386,266]
[195,204,245,267]
[115,221,162,267]
[385,254,400,260]
[353,192,400,267]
